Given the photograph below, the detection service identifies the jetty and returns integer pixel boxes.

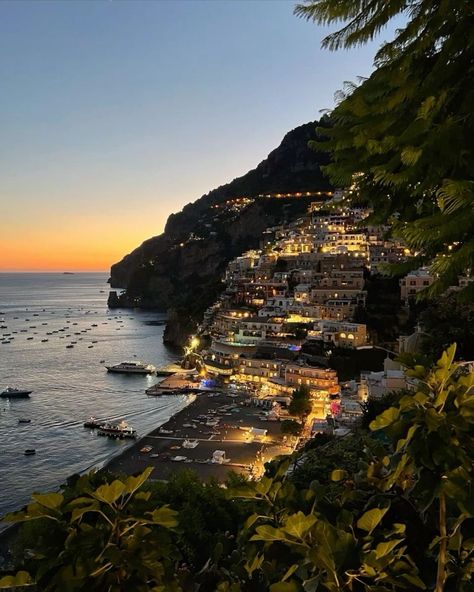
[146,372,201,396]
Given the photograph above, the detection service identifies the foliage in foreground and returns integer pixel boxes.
[1,346,474,591]
[296,0,474,299]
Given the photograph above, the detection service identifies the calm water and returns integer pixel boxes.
[0,273,187,519]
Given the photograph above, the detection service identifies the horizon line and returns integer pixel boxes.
[0,270,109,274]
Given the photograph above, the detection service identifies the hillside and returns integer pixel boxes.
[108,119,332,345]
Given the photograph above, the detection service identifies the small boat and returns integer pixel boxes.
[41,339,48,343]
[27,337,34,340]
[18,418,31,424]
[66,345,74,349]
[140,445,152,454]
[84,416,102,428]
[1,387,32,398]
[24,449,36,456]
[182,439,199,449]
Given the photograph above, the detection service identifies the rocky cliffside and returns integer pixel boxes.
[109,119,332,347]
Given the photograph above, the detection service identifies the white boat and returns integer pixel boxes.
[182,439,199,449]
[1,387,32,398]
[105,361,156,375]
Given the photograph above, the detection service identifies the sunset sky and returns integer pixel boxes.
[0,1,392,272]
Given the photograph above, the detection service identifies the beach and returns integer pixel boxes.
[105,389,291,482]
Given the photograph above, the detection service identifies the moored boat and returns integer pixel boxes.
[97,420,137,439]
[84,416,102,428]
[1,387,32,398]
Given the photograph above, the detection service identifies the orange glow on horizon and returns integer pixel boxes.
[0,211,166,273]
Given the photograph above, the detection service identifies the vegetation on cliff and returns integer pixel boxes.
[2,346,473,591]
[296,0,474,300]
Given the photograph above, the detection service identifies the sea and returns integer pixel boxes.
[0,272,188,520]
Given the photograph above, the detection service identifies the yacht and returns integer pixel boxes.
[1,387,32,398]
[105,361,156,375]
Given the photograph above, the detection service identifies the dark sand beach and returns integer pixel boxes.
[104,390,291,481]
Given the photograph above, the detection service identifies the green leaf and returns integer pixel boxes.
[282,511,317,539]
[124,466,153,495]
[244,553,264,576]
[396,424,419,452]
[282,563,299,581]
[270,582,299,592]
[370,407,399,431]
[93,480,126,504]
[0,571,33,588]
[244,512,260,530]
[375,538,403,559]
[357,506,389,534]
[32,492,63,510]
[400,572,427,589]
[251,524,290,543]
[330,469,347,481]
[150,505,178,528]
[71,502,100,522]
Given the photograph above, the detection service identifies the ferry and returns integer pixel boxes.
[1,387,32,398]
[97,420,137,439]
[105,361,156,375]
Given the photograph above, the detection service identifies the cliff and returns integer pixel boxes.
[109,119,332,346]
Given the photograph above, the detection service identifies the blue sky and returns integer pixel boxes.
[0,0,396,270]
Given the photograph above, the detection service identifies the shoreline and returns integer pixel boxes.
[104,388,291,483]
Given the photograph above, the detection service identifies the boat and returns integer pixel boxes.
[105,361,157,375]
[18,418,31,424]
[83,416,102,428]
[24,449,36,456]
[182,439,199,449]
[66,345,74,349]
[140,445,152,454]
[97,420,137,439]
[1,387,32,398]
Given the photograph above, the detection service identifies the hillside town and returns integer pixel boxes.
[186,193,467,440]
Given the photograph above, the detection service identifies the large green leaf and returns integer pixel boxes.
[150,505,178,528]
[282,511,317,539]
[0,571,33,588]
[357,506,389,534]
[124,466,153,495]
[251,524,290,543]
[369,407,399,431]
[32,492,64,510]
[93,480,126,504]
[375,538,403,559]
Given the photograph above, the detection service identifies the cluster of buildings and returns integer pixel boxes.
[194,198,414,426]
[193,195,471,433]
